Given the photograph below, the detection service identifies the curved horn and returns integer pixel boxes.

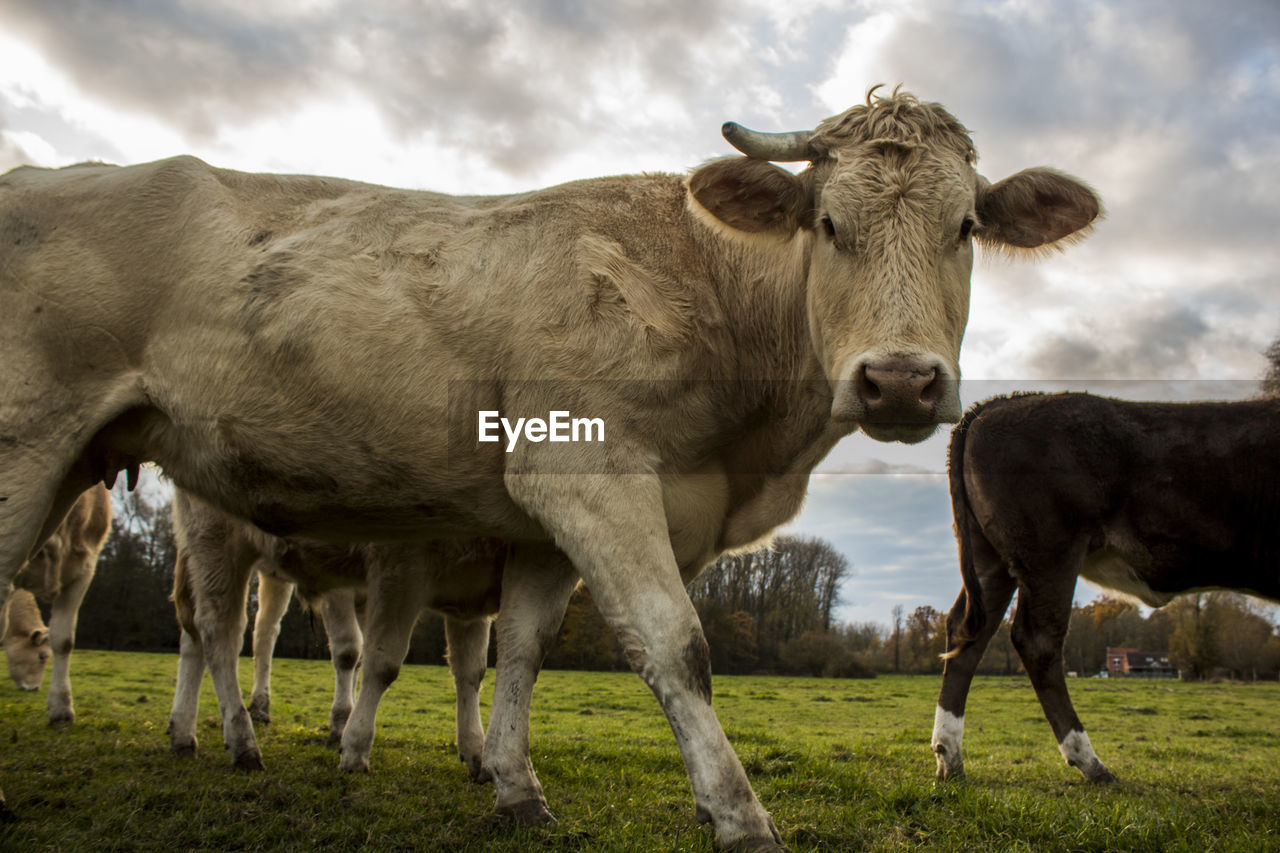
[721,122,815,161]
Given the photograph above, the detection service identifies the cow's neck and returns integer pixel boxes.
[686,207,851,551]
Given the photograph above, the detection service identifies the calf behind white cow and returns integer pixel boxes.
[168,489,500,786]
[168,552,367,761]
[0,88,1099,847]
[1,485,111,722]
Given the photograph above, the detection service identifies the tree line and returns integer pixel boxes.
[69,487,1280,683]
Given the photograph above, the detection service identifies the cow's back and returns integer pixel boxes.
[961,393,1280,600]
[13,485,111,602]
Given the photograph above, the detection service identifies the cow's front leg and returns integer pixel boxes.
[338,548,423,773]
[506,469,783,852]
[445,614,493,782]
[248,571,294,724]
[480,546,576,822]
[44,566,93,724]
[1011,573,1116,784]
[319,588,363,747]
[933,535,1016,780]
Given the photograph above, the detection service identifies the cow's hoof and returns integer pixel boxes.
[233,750,265,771]
[325,730,344,749]
[461,754,485,783]
[248,699,270,725]
[171,741,198,759]
[497,798,557,826]
[339,754,371,773]
[47,710,75,725]
[0,798,14,824]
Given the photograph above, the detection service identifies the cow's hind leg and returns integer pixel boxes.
[44,565,94,723]
[505,469,783,851]
[933,533,1016,780]
[1011,568,1116,783]
[481,546,576,821]
[184,540,263,770]
[446,614,492,782]
[338,549,423,773]
[168,627,205,758]
[318,588,363,747]
[248,570,294,724]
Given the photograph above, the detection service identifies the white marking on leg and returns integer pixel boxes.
[1058,729,1114,781]
[931,706,965,778]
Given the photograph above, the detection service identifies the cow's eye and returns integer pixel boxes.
[820,215,836,239]
[959,217,976,241]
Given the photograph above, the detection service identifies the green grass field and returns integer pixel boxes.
[1,651,1277,851]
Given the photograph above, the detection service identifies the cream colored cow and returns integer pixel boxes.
[168,489,497,781]
[1,485,110,722]
[1,88,1100,848]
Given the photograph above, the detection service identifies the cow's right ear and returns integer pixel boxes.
[689,158,810,236]
[30,628,49,647]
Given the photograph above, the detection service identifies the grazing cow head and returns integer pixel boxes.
[690,87,1101,443]
[3,590,51,691]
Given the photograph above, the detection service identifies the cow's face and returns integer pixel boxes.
[691,91,1101,444]
[4,627,50,691]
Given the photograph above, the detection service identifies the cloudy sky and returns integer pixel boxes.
[4,1,1277,627]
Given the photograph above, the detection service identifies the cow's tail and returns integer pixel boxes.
[941,402,987,660]
[170,549,196,637]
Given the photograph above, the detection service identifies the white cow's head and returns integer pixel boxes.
[690,88,1100,443]
[3,590,50,692]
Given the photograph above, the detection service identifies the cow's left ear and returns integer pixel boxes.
[975,168,1102,251]
[689,158,811,236]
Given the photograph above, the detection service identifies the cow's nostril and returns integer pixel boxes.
[855,364,882,403]
[919,369,943,405]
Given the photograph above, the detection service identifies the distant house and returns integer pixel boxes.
[1105,646,1176,678]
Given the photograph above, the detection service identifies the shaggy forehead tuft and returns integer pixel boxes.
[811,88,977,165]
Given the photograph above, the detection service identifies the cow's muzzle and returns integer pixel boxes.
[831,353,960,443]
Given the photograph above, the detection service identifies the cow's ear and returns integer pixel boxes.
[975,168,1102,252]
[689,158,810,236]
[31,628,50,647]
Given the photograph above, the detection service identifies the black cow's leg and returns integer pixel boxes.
[1010,572,1116,783]
[932,538,1016,780]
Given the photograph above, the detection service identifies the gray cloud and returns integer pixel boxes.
[853,1,1280,256]
[1027,303,1211,379]
[0,0,805,179]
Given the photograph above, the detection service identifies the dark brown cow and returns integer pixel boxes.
[933,392,1280,783]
